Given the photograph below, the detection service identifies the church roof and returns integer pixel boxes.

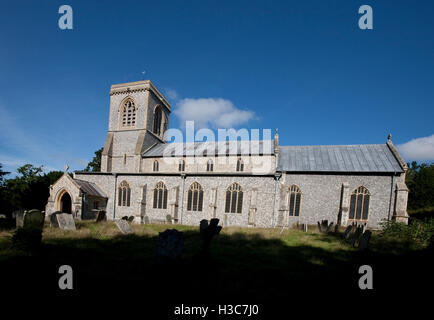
[74,179,107,198]
[277,144,404,173]
[142,140,274,157]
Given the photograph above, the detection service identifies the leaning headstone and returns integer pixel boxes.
[358,230,372,251]
[350,226,363,247]
[23,209,45,231]
[49,211,61,227]
[325,222,334,233]
[96,210,106,222]
[56,213,76,230]
[115,219,134,234]
[343,225,353,239]
[155,229,183,263]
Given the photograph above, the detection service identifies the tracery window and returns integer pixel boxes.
[118,181,131,207]
[187,182,204,212]
[288,185,302,216]
[349,186,370,222]
[153,181,168,209]
[225,183,243,213]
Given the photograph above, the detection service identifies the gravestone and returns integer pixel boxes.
[121,216,129,221]
[115,219,134,234]
[127,216,135,222]
[23,209,45,231]
[302,223,308,232]
[199,218,222,256]
[96,210,106,222]
[15,211,25,228]
[166,215,173,224]
[343,225,353,239]
[317,221,322,232]
[144,216,150,224]
[325,222,334,233]
[358,230,372,251]
[334,224,339,233]
[0,214,6,219]
[56,213,76,230]
[350,226,363,247]
[156,229,183,263]
[200,219,209,233]
[49,211,61,227]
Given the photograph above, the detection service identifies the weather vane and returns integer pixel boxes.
[141,70,146,80]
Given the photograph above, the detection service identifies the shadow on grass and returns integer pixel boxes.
[0,227,431,312]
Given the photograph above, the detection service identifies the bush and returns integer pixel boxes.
[379,219,434,249]
[11,227,42,252]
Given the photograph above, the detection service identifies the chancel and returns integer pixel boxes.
[45,80,409,229]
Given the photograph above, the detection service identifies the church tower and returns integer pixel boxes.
[101,80,171,172]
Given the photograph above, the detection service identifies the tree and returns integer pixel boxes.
[85,147,103,172]
[406,162,434,211]
[0,163,10,186]
[0,164,63,216]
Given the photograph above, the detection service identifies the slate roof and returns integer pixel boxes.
[74,179,107,198]
[142,141,274,157]
[277,144,404,173]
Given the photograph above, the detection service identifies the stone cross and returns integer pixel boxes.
[199,218,222,256]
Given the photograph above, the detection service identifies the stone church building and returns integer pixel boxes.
[45,80,409,229]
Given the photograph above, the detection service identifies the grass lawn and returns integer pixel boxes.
[0,220,431,312]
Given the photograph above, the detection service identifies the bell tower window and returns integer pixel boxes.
[121,99,136,128]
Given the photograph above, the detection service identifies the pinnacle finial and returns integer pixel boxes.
[64,164,69,173]
[387,133,392,141]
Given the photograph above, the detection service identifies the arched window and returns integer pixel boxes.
[187,182,204,212]
[153,160,159,172]
[121,99,136,127]
[349,186,370,222]
[153,182,168,209]
[288,185,302,216]
[179,159,185,172]
[153,106,162,135]
[236,158,244,172]
[118,181,131,207]
[225,183,243,213]
[207,159,214,172]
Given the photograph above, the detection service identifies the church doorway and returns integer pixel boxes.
[60,192,72,214]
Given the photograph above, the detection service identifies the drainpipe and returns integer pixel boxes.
[179,174,186,224]
[113,173,118,220]
[272,173,281,227]
[388,173,395,221]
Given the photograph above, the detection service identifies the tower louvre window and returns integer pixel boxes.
[207,159,214,172]
[236,158,244,172]
[121,99,136,128]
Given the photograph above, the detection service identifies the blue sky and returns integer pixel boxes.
[0,0,433,175]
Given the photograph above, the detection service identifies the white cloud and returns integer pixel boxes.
[165,88,179,101]
[174,98,256,128]
[397,134,434,161]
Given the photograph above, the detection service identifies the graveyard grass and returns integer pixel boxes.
[0,221,431,302]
